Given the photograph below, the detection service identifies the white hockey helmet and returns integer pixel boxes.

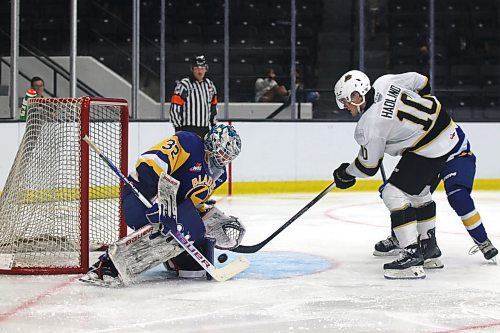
[204,124,242,168]
[334,70,371,109]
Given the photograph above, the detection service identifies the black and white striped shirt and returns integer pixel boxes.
[169,75,218,129]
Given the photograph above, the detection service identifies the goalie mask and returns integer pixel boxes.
[334,70,371,110]
[204,124,242,169]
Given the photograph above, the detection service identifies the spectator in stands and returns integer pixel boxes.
[19,76,46,121]
[446,27,476,65]
[368,0,381,39]
[296,69,320,103]
[30,76,45,97]
[169,55,218,138]
[254,67,289,102]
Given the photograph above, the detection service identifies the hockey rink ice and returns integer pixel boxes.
[1,190,500,333]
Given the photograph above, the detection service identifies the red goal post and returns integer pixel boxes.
[0,96,128,274]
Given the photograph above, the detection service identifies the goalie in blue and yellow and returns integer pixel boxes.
[84,124,245,285]
[124,124,242,279]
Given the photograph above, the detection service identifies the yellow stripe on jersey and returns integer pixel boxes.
[136,156,167,177]
[136,135,191,176]
[462,212,481,227]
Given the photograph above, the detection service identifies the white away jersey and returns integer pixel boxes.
[346,73,459,178]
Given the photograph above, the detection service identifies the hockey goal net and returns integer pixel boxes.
[0,97,128,274]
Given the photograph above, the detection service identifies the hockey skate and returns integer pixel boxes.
[421,228,444,269]
[373,235,401,256]
[80,252,122,287]
[469,238,498,263]
[383,243,426,280]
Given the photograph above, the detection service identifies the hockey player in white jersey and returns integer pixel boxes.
[333,70,459,279]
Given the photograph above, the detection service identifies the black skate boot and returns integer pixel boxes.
[373,235,401,256]
[469,238,498,262]
[421,228,444,269]
[383,243,425,279]
[80,252,121,287]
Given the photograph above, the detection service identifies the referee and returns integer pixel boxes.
[169,55,218,138]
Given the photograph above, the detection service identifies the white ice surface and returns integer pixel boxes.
[1,191,500,333]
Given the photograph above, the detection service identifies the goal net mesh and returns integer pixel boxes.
[0,97,127,273]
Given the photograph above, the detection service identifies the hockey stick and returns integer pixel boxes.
[380,163,387,182]
[231,181,336,253]
[83,135,250,282]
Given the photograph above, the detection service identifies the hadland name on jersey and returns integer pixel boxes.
[380,84,401,119]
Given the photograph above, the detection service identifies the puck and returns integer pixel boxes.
[218,253,228,263]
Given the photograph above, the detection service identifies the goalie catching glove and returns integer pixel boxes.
[202,207,245,250]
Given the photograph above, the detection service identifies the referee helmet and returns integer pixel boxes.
[192,55,209,70]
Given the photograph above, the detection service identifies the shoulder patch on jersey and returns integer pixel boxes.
[189,162,203,172]
[354,128,367,145]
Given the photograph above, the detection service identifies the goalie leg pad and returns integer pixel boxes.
[108,225,184,286]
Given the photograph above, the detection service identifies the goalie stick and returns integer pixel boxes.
[231,182,336,253]
[83,135,250,282]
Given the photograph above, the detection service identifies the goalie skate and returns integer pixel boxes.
[80,271,122,288]
[373,236,401,256]
[383,243,426,280]
[79,253,122,288]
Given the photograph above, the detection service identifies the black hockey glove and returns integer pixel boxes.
[333,163,356,189]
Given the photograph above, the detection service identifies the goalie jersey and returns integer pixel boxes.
[346,72,460,178]
[128,131,227,207]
